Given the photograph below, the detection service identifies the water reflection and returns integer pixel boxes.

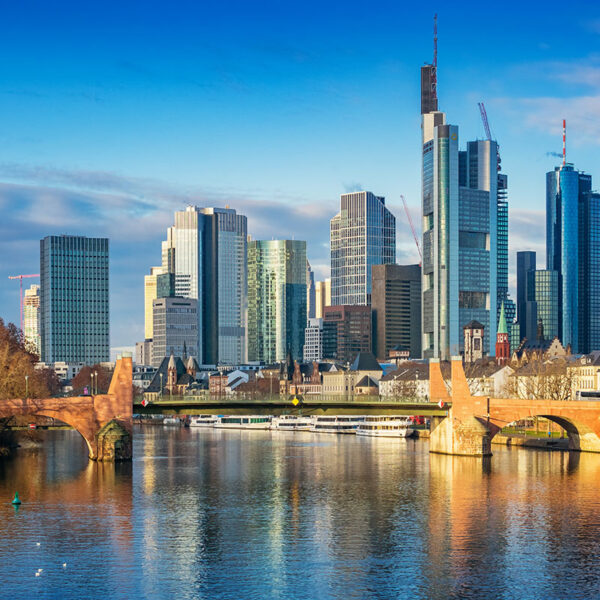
[1,428,600,599]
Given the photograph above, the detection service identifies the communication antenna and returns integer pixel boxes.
[431,14,438,100]
[562,119,566,166]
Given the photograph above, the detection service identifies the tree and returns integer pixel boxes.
[70,364,113,396]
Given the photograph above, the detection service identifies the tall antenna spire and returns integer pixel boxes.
[562,118,566,166]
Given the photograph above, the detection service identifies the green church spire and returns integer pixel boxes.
[497,301,508,335]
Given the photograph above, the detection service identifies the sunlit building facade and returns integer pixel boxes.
[40,235,109,364]
[23,284,40,355]
[151,297,198,367]
[248,240,307,362]
[330,191,395,306]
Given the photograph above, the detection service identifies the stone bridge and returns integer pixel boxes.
[0,356,133,461]
[429,357,600,456]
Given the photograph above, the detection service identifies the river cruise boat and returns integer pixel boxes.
[310,415,365,434]
[356,416,415,438]
[214,415,272,430]
[189,415,218,427]
[271,415,313,431]
[163,417,181,426]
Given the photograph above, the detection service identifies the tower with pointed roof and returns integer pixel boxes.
[495,302,510,365]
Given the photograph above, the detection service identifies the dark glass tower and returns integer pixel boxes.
[40,235,109,364]
[516,251,537,342]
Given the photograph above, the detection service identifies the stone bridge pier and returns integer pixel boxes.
[0,356,133,461]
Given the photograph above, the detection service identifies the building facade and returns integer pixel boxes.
[532,269,559,342]
[371,264,421,360]
[315,279,331,319]
[516,251,537,343]
[247,240,307,363]
[40,235,109,364]
[151,297,198,367]
[23,284,40,355]
[547,164,592,352]
[172,205,247,364]
[306,260,316,320]
[323,305,372,364]
[303,318,323,362]
[330,191,395,306]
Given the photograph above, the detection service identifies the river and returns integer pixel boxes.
[1,426,600,599]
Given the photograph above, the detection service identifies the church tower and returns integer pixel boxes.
[495,302,510,365]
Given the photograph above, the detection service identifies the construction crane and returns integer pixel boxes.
[401,195,422,265]
[8,273,40,333]
[478,101,501,171]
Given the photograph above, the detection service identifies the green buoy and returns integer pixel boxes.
[12,492,21,505]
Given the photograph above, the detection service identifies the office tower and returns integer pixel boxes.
[533,270,560,341]
[247,240,307,363]
[578,192,600,353]
[23,284,40,355]
[303,318,323,362]
[516,251,537,342]
[421,38,501,359]
[330,191,395,306]
[547,164,592,351]
[151,297,198,367]
[135,339,152,365]
[144,266,165,340]
[323,305,372,364]
[306,260,316,320]
[40,235,109,364]
[315,279,331,319]
[172,206,247,364]
[371,264,422,360]
[463,321,484,363]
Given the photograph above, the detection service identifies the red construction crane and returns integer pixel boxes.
[7,274,40,333]
[401,195,422,265]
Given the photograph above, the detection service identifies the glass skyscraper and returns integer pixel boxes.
[40,235,109,364]
[546,165,592,352]
[516,251,537,343]
[172,206,247,365]
[533,269,559,341]
[247,240,307,362]
[330,191,395,306]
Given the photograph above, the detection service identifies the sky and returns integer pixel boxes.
[1,0,599,349]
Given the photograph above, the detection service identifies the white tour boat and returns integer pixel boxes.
[163,417,181,426]
[356,416,415,438]
[189,415,218,427]
[271,415,313,431]
[310,415,365,434]
[214,415,273,430]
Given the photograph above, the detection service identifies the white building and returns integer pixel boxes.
[24,284,40,355]
[303,318,323,362]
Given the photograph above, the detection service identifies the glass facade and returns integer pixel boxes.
[173,206,247,365]
[516,251,536,342]
[248,240,307,363]
[546,166,592,352]
[579,192,600,353]
[151,297,198,367]
[40,235,109,364]
[330,191,395,306]
[534,270,559,342]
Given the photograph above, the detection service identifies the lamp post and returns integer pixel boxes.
[25,375,29,398]
[94,370,98,395]
[159,373,163,400]
[90,372,95,396]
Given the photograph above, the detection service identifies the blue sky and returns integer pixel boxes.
[1,0,599,349]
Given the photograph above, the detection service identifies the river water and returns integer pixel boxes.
[1,427,600,599]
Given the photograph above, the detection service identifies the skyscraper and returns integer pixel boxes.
[323,305,372,364]
[172,206,247,365]
[516,251,537,342]
[546,164,592,351]
[144,266,165,340]
[421,36,503,359]
[315,279,331,319]
[40,235,109,364]
[247,240,307,363]
[371,264,422,360]
[151,297,198,367]
[306,259,316,320]
[533,270,559,342]
[23,284,40,355]
[578,191,600,353]
[330,191,395,306]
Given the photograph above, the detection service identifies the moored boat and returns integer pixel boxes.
[310,415,364,434]
[214,415,272,430]
[356,416,414,438]
[189,415,218,427]
[163,417,182,426]
[271,415,313,431]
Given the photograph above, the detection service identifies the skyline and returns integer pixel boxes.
[2,2,600,348]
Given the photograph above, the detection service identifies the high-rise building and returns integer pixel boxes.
[330,191,395,306]
[578,192,600,353]
[516,251,537,343]
[315,279,331,319]
[151,297,198,367]
[306,260,316,320]
[547,164,592,351]
[23,284,40,355]
[533,270,560,341]
[323,305,372,364]
[171,206,247,364]
[303,318,323,362]
[40,235,109,364]
[421,41,502,360]
[144,266,165,340]
[371,264,422,360]
[247,240,307,363]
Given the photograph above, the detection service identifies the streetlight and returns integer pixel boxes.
[25,375,29,398]
[159,373,163,400]
[90,372,95,396]
[94,371,98,395]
